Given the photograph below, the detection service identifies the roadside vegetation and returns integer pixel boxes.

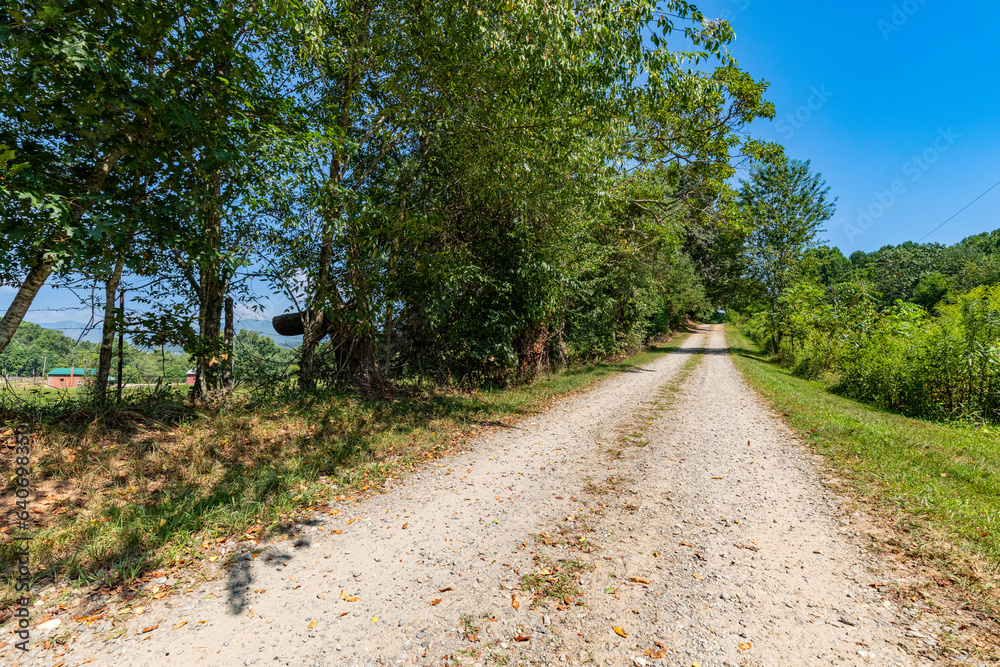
[734,227,1000,424]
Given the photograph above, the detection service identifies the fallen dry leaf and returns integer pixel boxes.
[171,621,188,630]
[438,587,454,593]
[645,649,666,659]
[613,626,628,638]
[429,598,442,606]
[332,530,343,534]
[679,541,694,548]
[72,614,106,625]
[402,522,408,529]
[630,577,651,584]
[511,593,520,610]
[345,518,356,524]
[141,625,159,633]
[692,573,704,580]
[308,620,318,629]
[739,642,753,651]
[514,635,531,642]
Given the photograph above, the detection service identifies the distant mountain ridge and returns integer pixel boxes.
[35,319,300,349]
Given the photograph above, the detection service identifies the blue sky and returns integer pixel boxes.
[695,0,1000,252]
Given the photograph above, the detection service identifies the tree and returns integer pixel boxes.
[739,159,837,351]
[269,0,777,388]
[0,0,309,373]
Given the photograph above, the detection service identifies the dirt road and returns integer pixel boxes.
[12,325,940,666]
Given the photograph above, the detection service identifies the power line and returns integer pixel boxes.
[917,178,1000,243]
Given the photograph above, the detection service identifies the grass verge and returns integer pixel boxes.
[726,325,1000,642]
[0,329,693,617]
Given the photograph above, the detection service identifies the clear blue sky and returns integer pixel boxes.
[695,0,1000,252]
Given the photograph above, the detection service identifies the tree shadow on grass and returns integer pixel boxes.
[0,339,700,614]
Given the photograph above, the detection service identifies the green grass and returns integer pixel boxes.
[726,325,1000,583]
[0,330,693,615]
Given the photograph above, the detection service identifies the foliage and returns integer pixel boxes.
[736,159,836,350]
[741,279,1000,423]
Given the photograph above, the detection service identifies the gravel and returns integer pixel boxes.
[3,326,935,667]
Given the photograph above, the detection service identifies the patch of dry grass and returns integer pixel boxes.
[0,331,692,618]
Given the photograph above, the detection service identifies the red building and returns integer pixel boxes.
[47,367,91,389]
[46,368,115,389]
[186,369,197,385]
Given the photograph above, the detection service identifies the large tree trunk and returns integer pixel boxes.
[193,173,225,402]
[298,219,333,392]
[95,252,126,406]
[0,149,124,356]
[0,257,54,357]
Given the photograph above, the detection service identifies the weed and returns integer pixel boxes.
[520,557,592,606]
[460,613,479,638]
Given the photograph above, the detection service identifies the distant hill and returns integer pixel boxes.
[36,318,300,350]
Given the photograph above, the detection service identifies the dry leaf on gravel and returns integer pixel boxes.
[171,621,187,630]
[438,587,454,592]
[630,577,651,584]
[308,620,317,629]
[692,573,704,580]
[613,626,628,638]
[679,541,694,547]
[511,593,520,610]
[739,642,752,651]
[429,599,442,606]
[340,590,359,602]
[514,635,530,642]
[646,649,666,658]
[140,625,158,633]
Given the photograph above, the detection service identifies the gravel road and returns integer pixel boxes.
[7,325,947,666]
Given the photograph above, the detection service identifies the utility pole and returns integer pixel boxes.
[117,290,124,402]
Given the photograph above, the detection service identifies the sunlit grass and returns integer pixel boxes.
[726,325,1000,586]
